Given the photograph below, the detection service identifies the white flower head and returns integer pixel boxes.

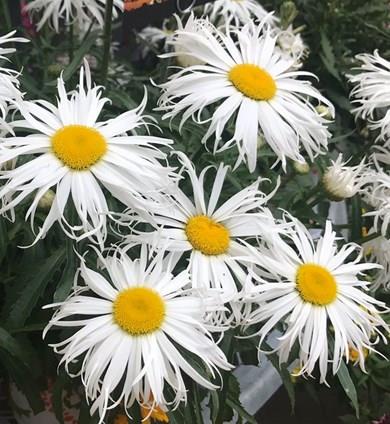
[361,146,390,236]
[0,61,176,245]
[322,154,366,201]
[127,153,285,306]
[275,25,308,64]
[349,51,390,143]
[363,228,390,291]
[26,0,124,32]
[203,0,277,28]
[245,218,388,383]
[0,31,29,128]
[44,246,231,422]
[138,21,174,57]
[171,14,209,68]
[158,16,334,172]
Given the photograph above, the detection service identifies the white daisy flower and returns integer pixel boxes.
[26,0,124,32]
[361,146,390,236]
[245,219,388,383]
[0,31,29,130]
[44,246,231,422]
[275,25,308,64]
[322,154,366,201]
[349,51,390,143]
[0,62,176,245]
[363,228,390,291]
[138,22,173,57]
[203,0,276,28]
[158,18,333,172]
[127,153,284,301]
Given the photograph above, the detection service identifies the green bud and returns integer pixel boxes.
[47,63,63,77]
[293,161,310,174]
[315,105,333,120]
[280,1,298,29]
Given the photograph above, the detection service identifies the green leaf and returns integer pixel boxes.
[0,351,44,414]
[0,327,32,368]
[350,195,363,242]
[51,372,66,424]
[226,398,257,424]
[54,254,76,302]
[47,32,98,85]
[337,361,360,417]
[0,217,8,265]
[208,390,220,423]
[226,374,257,424]
[263,341,296,412]
[320,31,343,83]
[5,249,66,330]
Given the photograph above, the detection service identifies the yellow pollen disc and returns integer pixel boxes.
[228,64,277,101]
[348,346,368,363]
[296,263,337,306]
[113,287,165,336]
[185,215,230,256]
[141,404,169,423]
[51,125,107,170]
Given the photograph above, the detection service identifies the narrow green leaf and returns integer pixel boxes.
[6,249,66,329]
[337,361,360,417]
[264,341,296,412]
[0,327,31,368]
[0,351,44,414]
[320,31,342,83]
[209,390,220,423]
[226,398,257,424]
[47,32,98,86]
[350,195,363,242]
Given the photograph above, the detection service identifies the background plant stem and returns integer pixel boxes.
[101,0,114,85]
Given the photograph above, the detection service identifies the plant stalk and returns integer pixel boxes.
[101,0,114,85]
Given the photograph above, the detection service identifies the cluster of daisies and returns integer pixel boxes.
[1,0,390,422]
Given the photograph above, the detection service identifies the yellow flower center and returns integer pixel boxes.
[141,404,169,423]
[348,346,368,363]
[185,215,230,256]
[228,64,277,101]
[296,263,337,306]
[113,287,165,336]
[51,125,107,170]
[114,415,129,424]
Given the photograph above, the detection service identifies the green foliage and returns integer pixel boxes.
[0,0,389,423]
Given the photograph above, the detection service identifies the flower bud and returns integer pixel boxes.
[293,160,310,174]
[48,63,63,77]
[315,104,333,120]
[280,1,298,29]
[290,366,301,384]
[322,154,365,201]
[38,189,55,210]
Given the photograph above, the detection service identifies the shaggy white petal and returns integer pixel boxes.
[26,0,124,32]
[0,62,176,245]
[126,153,286,307]
[245,218,388,383]
[349,51,390,143]
[44,246,231,423]
[158,16,333,172]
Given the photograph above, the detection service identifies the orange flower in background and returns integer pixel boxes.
[124,0,156,11]
[114,414,129,424]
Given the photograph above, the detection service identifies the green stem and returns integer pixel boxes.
[192,382,204,424]
[354,231,381,245]
[101,0,114,85]
[1,0,12,32]
[68,24,74,62]
[306,193,324,208]
[215,331,235,424]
